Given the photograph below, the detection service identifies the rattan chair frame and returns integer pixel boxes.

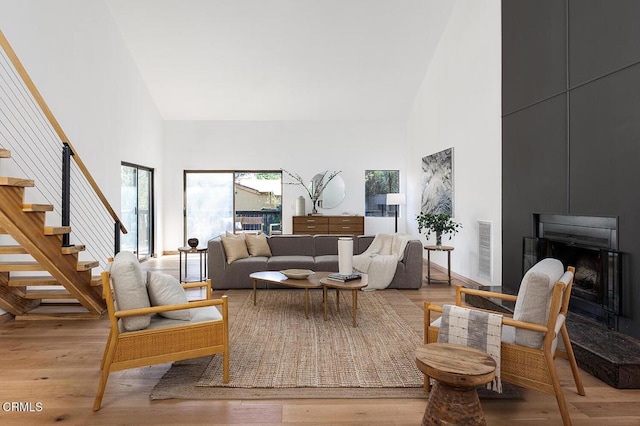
[93,271,229,411]
[423,266,585,426]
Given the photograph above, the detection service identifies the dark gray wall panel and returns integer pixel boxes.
[502,0,567,115]
[503,0,640,340]
[569,0,640,87]
[570,63,640,338]
[502,95,568,294]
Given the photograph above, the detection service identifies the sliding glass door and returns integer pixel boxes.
[185,172,235,245]
[184,171,282,245]
[121,163,154,260]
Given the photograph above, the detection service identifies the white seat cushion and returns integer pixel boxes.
[145,306,223,330]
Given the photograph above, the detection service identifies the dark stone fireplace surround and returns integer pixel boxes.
[470,214,640,389]
[528,214,621,329]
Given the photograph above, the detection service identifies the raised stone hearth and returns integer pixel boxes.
[465,286,640,389]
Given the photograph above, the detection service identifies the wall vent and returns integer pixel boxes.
[478,220,492,282]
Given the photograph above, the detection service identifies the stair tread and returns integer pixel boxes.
[7,276,60,286]
[8,275,101,287]
[61,245,86,254]
[23,204,54,212]
[24,289,73,299]
[77,260,99,271]
[0,245,28,254]
[43,226,71,235]
[15,306,104,320]
[0,261,46,272]
[0,177,34,187]
[0,259,99,273]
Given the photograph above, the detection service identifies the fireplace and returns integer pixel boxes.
[524,214,622,330]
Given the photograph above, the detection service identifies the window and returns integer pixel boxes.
[365,170,399,217]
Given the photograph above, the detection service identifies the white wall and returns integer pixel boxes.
[0,1,163,313]
[162,120,407,251]
[407,0,502,285]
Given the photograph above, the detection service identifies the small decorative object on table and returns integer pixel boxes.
[283,169,342,214]
[416,213,461,247]
[326,272,362,282]
[280,269,315,279]
[187,238,199,248]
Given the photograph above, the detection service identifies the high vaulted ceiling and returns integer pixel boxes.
[106,0,453,121]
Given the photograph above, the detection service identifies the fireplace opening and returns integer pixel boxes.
[554,244,601,303]
[524,214,621,330]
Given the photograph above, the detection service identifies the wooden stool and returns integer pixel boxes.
[415,343,496,426]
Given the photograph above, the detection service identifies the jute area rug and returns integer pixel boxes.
[151,289,520,400]
[151,288,427,400]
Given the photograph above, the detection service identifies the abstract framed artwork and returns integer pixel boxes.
[421,147,453,215]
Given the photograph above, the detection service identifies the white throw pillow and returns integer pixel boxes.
[109,251,151,331]
[147,271,191,320]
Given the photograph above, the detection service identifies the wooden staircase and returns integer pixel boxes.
[0,150,106,320]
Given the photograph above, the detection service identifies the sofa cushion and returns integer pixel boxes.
[221,234,250,263]
[268,235,315,256]
[245,233,272,257]
[356,235,375,254]
[223,256,270,288]
[146,271,191,320]
[109,250,151,331]
[266,255,315,271]
[314,235,339,256]
[513,258,564,348]
[314,254,339,272]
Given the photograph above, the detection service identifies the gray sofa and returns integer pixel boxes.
[208,234,423,290]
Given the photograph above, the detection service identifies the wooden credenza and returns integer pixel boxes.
[292,215,364,235]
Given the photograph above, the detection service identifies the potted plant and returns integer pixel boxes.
[416,212,462,247]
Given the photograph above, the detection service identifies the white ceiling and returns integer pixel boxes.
[106,0,453,121]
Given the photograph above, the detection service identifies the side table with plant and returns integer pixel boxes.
[416,212,462,247]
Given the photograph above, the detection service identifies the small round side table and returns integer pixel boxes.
[415,343,496,426]
[424,245,454,285]
[178,246,208,283]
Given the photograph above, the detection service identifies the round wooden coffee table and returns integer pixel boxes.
[415,343,496,426]
[249,271,325,319]
[319,274,368,327]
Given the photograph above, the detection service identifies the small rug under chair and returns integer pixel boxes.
[151,289,521,400]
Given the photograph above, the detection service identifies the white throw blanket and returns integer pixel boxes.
[437,304,503,392]
[353,233,411,290]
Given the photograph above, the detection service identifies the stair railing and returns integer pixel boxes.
[0,30,126,268]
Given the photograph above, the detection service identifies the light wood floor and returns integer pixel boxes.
[1,255,639,425]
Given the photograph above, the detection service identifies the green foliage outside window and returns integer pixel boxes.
[365,170,399,217]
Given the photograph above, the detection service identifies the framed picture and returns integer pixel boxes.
[421,147,453,215]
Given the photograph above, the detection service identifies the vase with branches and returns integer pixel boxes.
[283,169,342,214]
[416,212,462,247]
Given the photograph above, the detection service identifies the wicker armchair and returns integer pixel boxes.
[424,258,585,426]
[93,252,229,411]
